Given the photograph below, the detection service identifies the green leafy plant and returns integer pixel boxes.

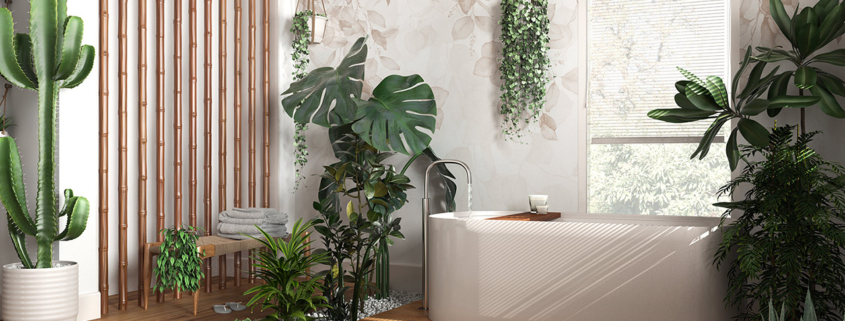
[762,290,845,321]
[245,219,329,321]
[754,0,845,129]
[282,36,458,316]
[498,0,552,141]
[0,0,95,269]
[290,10,322,190]
[714,126,845,321]
[647,56,820,171]
[154,226,205,294]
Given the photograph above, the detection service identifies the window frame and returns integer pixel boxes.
[577,0,742,217]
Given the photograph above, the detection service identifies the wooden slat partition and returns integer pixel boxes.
[137,0,148,307]
[118,0,129,311]
[248,0,256,208]
[219,0,230,290]
[204,0,214,292]
[155,0,166,303]
[262,0,270,208]
[98,0,110,314]
[101,0,277,314]
[173,0,184,300]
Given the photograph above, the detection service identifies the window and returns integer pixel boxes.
[586,0,731,216]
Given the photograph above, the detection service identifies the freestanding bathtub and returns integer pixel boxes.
[427,211,737,321]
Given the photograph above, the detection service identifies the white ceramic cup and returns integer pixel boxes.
[529,195,548,213]
[536,205,549,214]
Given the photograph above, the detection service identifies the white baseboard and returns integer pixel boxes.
[77,292,101,321]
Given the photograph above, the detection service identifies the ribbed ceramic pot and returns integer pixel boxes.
[1,261,78,321]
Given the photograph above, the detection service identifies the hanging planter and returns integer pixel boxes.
[295,0,328,44]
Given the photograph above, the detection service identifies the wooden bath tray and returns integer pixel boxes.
[486,212,561,221]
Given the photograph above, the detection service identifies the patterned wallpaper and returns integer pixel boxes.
[292,0,580,267]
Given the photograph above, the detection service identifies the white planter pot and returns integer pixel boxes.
[1,261,79,321]
[308,15,328,44]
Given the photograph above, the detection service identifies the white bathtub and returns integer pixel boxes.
[427,211,737,321]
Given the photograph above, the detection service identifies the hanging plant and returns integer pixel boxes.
[498,0,552,141]
[291,10,312,190]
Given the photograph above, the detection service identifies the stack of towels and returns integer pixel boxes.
[217,208,289,240]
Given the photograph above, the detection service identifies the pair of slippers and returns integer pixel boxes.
[213,302,247,314]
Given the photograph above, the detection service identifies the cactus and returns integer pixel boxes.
[0,0,95,269]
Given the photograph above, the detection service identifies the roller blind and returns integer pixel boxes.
[587,0,730,141]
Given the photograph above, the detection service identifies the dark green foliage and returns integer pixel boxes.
[291,11,317,190]
[498,0,552,141]
[714,126,845,321]
[313,131,409,320]
[154,226,205,294]
[245,219,330,321]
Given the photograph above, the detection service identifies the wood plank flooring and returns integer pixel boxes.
[96,277,268,321]
[361,301,430,321]
[94,278,429,321]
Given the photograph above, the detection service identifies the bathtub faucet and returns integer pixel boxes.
[421,159,472,311]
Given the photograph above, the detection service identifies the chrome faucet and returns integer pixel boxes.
[421,159,472,311]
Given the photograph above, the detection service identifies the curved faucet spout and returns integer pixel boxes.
[421,159,472,311]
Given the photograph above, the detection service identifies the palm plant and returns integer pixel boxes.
[714,126,845,321]
[0,0,95,269]
[245,219,330,321]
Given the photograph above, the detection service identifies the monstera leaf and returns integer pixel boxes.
[282,37,367,127]
[352,75,437,156]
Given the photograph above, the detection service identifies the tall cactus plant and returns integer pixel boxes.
[0,0,95,269]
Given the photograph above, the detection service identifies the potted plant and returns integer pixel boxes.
[0,0,95,320]
[282,36,457,318]
[294,0,328,44]
[154,226,205,315]
[245,219,329,321]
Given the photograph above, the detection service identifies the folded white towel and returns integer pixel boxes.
[217,230,289,240]
[218,222,285,235]
[219,208,288,225]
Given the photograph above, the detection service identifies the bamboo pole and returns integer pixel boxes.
[137,0,148,307]
[219,0,229,290]
[204,0,214,292]
[118,0,129,311]
[156,0,166,303]
[262,0,270,208]
[98,0,110,314]
[235,0,249,283]
[173,0,184,300]
[248,0,256,208]
[189,0,198,230]
[234,0,243,210]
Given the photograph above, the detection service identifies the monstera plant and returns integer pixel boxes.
[282,36,455,315]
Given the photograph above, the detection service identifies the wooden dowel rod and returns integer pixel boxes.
[204,0,214,292]
[234,0,243,210]
[98,0,110,314]
[173,0,184,300]
[262,0,270,208]
[137,0,148,307]
[118,0,129,310]
[248,0,256,208]
[234,251,242,286]
[219,0,228,227]
[156,0,166,303]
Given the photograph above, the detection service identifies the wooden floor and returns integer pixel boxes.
[361,301,430,321]
[96,277,269,321]
[94,278,429,321]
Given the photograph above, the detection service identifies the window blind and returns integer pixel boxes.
[587,0,729,140]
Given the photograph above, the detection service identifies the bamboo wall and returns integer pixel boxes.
[98,0,275,313]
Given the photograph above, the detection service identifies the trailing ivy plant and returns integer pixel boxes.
[290,10,320,190]
[714,126,845,321]
[498,0,552,141]
[154,225,205,294]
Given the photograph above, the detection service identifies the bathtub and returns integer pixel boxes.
[427,211,737,321]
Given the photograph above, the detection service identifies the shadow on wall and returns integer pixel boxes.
[430,219,736,321]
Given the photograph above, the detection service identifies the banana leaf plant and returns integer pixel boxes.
[755,0,845,122]
[0,0,95,269]
[648,48,820,171]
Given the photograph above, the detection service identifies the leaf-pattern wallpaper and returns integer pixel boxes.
[292,0,580,271]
